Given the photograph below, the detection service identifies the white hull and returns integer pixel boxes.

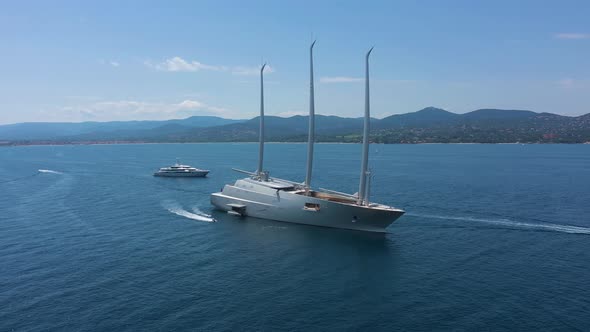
[154,171,209,177]
[211,178,404,232]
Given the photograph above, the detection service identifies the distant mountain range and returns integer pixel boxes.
[0,116,242,141]
[2,108,589,144]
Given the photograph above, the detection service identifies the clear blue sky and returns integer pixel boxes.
[1,0,589,124]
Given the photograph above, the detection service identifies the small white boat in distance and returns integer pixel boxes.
[154,159,209,177]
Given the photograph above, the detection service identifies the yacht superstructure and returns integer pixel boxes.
[210,43,404,232]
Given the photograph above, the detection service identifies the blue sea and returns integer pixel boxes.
[1,143,589,331]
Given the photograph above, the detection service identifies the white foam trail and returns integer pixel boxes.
[38,169,63,174]
[408,213,590,235]
[162,201,215,223]
[192,206,212,218]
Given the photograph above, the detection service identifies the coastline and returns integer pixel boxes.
[3,140,589,148]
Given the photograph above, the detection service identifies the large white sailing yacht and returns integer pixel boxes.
[210,43,404,232]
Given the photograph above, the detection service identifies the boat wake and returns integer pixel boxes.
[191,206,213,218]
[162,200,216,223]
[408,213,590,235]
[38,169,63,175]
[0,172,40,184]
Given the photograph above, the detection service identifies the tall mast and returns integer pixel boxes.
[358,47,373,205]
[257,63,267,177]
[304,41,316,189]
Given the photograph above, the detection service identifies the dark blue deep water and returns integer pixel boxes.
[1,143,589,331]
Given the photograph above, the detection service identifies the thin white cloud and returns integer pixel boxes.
[145,57,273,76]
[99,59,121,67]
[56,99,234,121]
[235,79,280,85]
[557,78,575,88]
[146,57,227,72]
[272,110,307,117]
[320,76,363,83]
[554,33,590,40]
[177,99,205,109]
[231,65,275,76]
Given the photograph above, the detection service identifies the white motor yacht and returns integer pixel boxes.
[154,159,209,177]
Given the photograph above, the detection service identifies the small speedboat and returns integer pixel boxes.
[154,159,209,177]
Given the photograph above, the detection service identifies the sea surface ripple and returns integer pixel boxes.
[1,143,589,330]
